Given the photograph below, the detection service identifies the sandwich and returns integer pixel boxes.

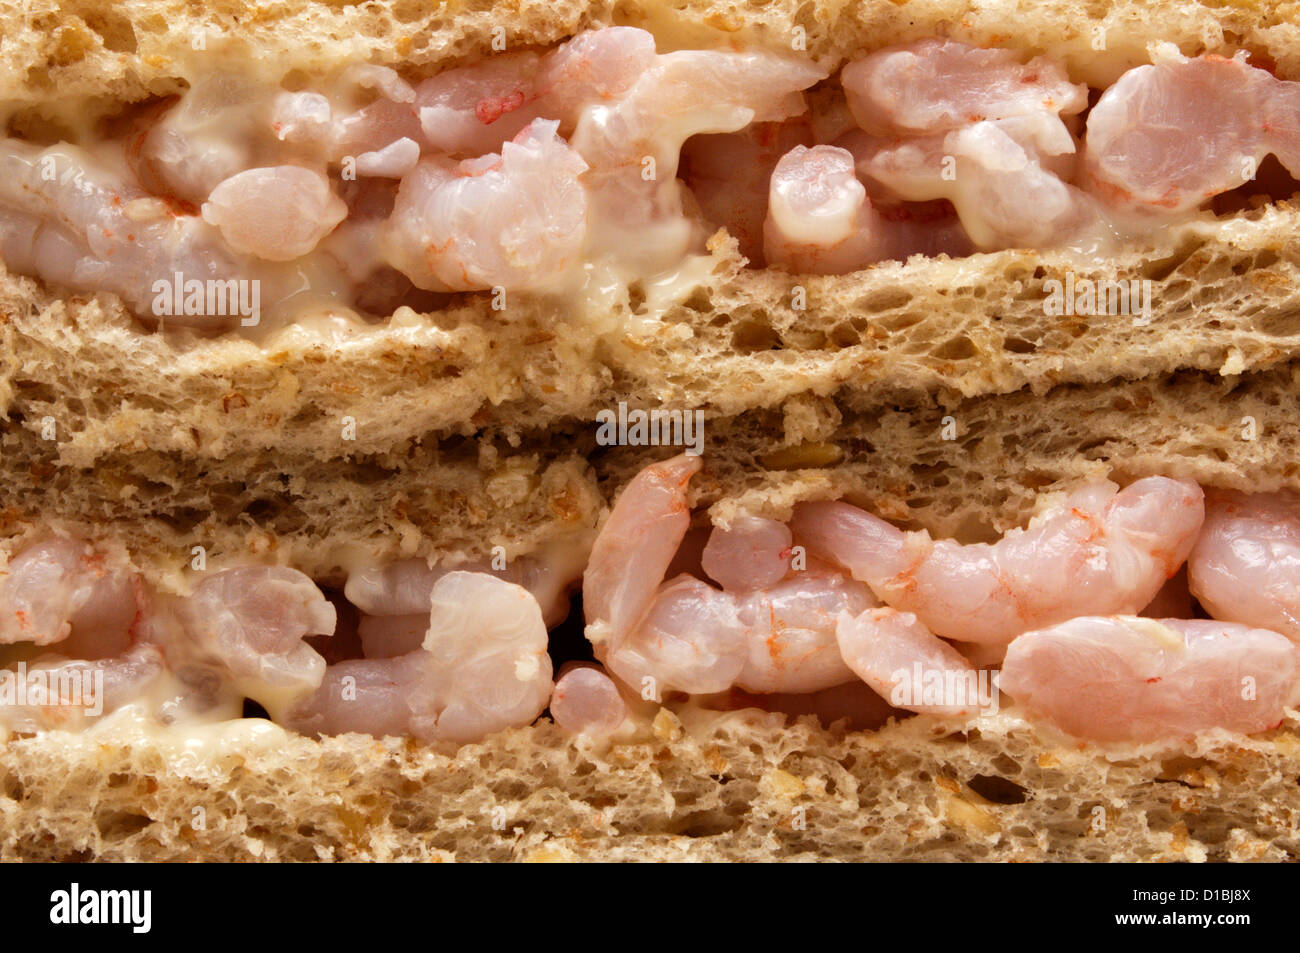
[1,0,1299,862]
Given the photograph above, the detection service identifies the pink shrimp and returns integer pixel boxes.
[1000,615,1300,742]
[762,144,972,272]
[791,477,1205,644]
[1085,46,1300,214]
[841,40,1095,250]
[149,566,337,722]
[584,456,875,695]
[0,537,220,732]
[0,537,137,657]
[550,662,627,737]
[344,544,583,659]
[413,27,657,157]
[0,139,276,328]
[381,118,589,292]
[836,607,988,715]
[842,40,1087,137]
[288,571,552,743]
[1188,490,1300,643]
[201,166,346,261]
[0,643,168,733]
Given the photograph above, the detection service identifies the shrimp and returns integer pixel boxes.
[762,144,971,272]
[0,139,273,329]
[0,537,137,658]
[414,27,657,157]
[550,662,627,737]
[732,570,873,693]
[272,68,423,162]
[584,455,873,695]
[859,116,1097,250]
[603,574,747,694]
[355,137,421,178]
[791,477,1205,645]
[381,118,589,292]
[1187,491,1300,643]
[152,566,337,721]
[840,40,1094,250]
[841,40,1088,137]
[344,543,583,658]
[0,643,168,733]
[344,558,438,616]
[287,572,552,744]
[0,537,248,731]
[999,616,1300,742]
[1085,46,1300,214]
[137,74,269,204]
[202,166,347,261]
[572,49,829,274]
[679,118,815,265]
[584,456,746,694]
[700,515,793,592]
[584,454,703,642]
[835,607,985,716]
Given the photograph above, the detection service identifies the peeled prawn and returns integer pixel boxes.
[841,40,1088,138]
[1188,491,1300,643]
[288,571,552,743]
[0,643,167,733]
[732,570,873,693]
[791,477,1204,644]
[700,515,793,592]
[550,662,627,737]
[137,74,269,204]
[0,139,269,328]
[584,455,872,695]
[344,544,582,658]
[836,607,986,715]
[860,116,1096,249]
[154,566,337,721]
[1000,616,1300,742]
[0,537,137,658]
[841,40,1095,249]
[202,166,346,260]
[1086,46,1300,214]
[381,118,589,292]
[763,144,971,272]
[415,27,657,157]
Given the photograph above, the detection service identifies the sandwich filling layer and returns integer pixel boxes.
[1,29,1298,332]
[3,458,1299,748]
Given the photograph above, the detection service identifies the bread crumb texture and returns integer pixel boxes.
[2,709,1298,861]
[0,363,1296,577]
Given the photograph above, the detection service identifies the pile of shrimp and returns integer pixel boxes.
[753,39,1300,271]
[0,28,823,329]
[580,455,1300,744]
[3,30,1296,327]
[0,539,577,742]
[4,458,1300,746]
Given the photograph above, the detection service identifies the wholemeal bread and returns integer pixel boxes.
[3,0,1300,861]
[5,704,1299,862]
